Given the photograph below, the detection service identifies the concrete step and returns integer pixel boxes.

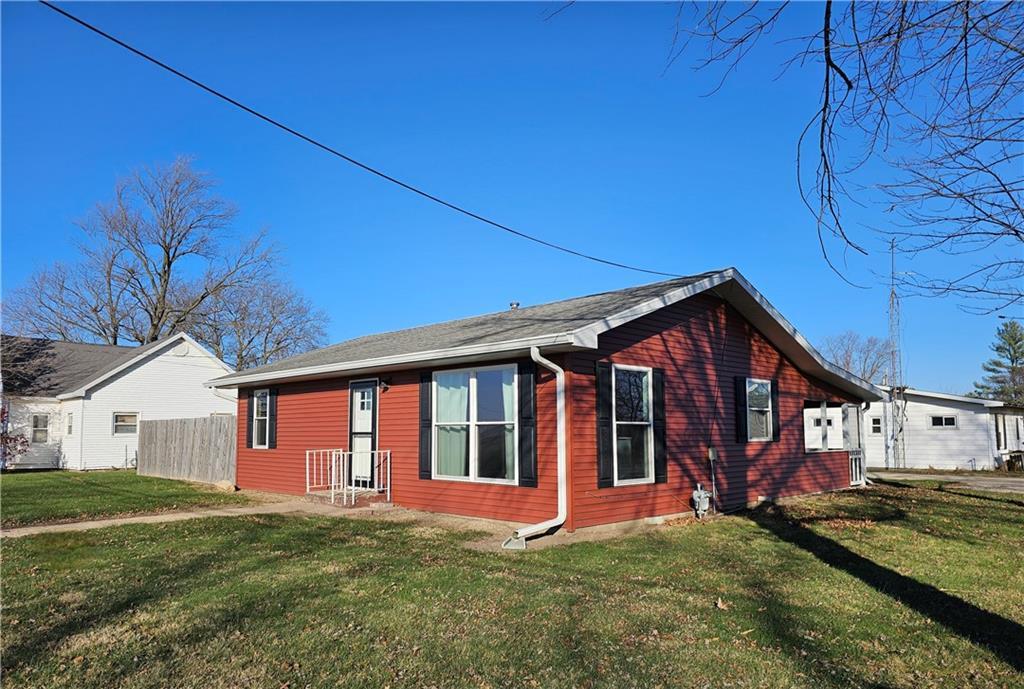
[305,490,392,509]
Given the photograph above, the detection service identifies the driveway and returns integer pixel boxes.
[869,471,1024,495]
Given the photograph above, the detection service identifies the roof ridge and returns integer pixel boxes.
[1,334,137,351]
[311,271,723,354]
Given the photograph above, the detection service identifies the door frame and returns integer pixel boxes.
[348,378,379,485]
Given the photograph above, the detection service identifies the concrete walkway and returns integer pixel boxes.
[869,471,1024,495]
[0,500,351,539]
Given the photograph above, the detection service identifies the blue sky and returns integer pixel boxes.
[2,2,1011,393]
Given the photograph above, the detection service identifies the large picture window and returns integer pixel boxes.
[253,389,270,448]
[613,364,654,485]
[746,378,773,441]
[433,365,517,484]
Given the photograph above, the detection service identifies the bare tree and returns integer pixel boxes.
[188,280,329,370]
[5,157,328,369]
[660,1,1023,309]
[820,330,890,383]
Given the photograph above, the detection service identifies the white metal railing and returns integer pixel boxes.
[304,448,391,506]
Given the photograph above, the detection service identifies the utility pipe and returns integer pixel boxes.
[502,346,567,549]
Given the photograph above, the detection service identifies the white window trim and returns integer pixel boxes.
[612,363,655,487]
[746,377,773,442]
[928,414,958,430]
[869,416,882,434]
[112,411,140,436]
[66,413,74,436]
[31,414,50,445]
[252,389,270,449]
[432,364,519,485]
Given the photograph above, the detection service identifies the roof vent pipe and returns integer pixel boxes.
[502,346,567,549]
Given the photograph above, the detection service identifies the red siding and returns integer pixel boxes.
[235,291,857,530]
[236,379,348,495]
[567,292,856,529]
[235,362,562,525]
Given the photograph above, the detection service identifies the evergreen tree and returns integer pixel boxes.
[973,321,1024,405]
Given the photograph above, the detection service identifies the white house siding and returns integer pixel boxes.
[863,394,998,470]
[74,339,236,470]
[5,397,64,469]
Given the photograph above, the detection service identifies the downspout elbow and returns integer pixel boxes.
[502,346,567,550]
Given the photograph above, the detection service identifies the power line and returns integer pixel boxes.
[39,0,681,279]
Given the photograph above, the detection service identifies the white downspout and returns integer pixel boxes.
[502,346,567,550]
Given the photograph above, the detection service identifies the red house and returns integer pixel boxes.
[209,268,881,548]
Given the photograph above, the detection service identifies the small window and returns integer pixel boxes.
[358,389,372,411]
[613,365,654,485]
[929,415,957,429]
[813,418,834,427]
[113,413,138,435]
[66,413,74,436]
[746,378,773,441]
[253,389,270,449]
[31,415,49,444]
[870,417,882,434]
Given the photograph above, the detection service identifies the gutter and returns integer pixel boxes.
[502,347,567,550]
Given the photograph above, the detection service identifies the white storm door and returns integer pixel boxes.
[350,381,377,483]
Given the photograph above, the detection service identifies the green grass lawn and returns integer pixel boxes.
[0,470,251,528]
[2,483,1022,689]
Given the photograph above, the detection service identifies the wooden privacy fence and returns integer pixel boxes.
[137,415,236,485]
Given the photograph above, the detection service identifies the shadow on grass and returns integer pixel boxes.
[871,476,1024,510]
[933,483,1024,509]
[748,503,1024,672]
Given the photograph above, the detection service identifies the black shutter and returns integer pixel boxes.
[517,361,537,487]
[734,377,748,443]
[596,362,614,488]
[245,389,254,448]
[419,372,433,479]
[267,388,278,449]
[652,368,667,483]
[770,379,781,442]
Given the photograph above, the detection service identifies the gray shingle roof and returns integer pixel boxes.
[1,336,139,397]
[229,271,721,379]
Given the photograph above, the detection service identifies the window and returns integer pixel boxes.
[870,417,882,434]
[929,415,957,429]
[433,365,517,483]
[746,378,773,441]
[357,388,372,411]
[813,418,834,427]
[613,365,654,485]
[31,415,49,444]
[253,389,270,448]
[112,413,138,435]
[66,413,74,435]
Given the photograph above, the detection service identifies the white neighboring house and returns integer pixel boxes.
[1,333,237,470]
[862,386,1013,470]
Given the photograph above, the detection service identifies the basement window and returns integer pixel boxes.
[31,415,49,444]
[930,415,957,429]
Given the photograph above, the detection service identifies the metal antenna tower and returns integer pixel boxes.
[888,240,907,468]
